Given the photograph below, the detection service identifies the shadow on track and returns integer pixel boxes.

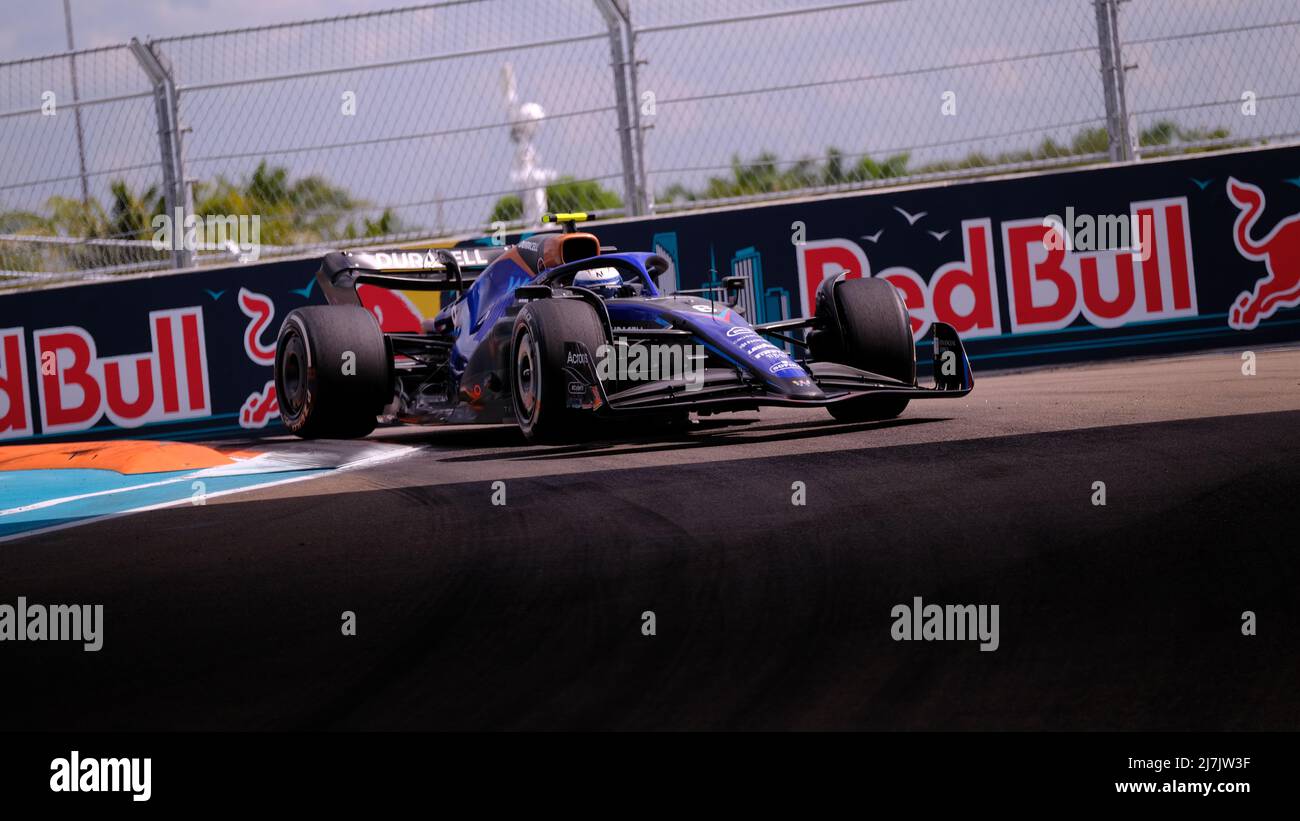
[426,415,949,463]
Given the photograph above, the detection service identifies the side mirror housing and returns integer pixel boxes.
[722,275,747,308]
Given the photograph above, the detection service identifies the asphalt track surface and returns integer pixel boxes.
[3,347,1299,730]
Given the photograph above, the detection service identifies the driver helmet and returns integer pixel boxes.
[573,266,623,298]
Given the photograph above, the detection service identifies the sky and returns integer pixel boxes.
[0,0,408,57]
[1,0,1297,239]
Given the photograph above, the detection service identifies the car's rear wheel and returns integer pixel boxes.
[810,276,915,422]
[274,305,391,439]
[511,298,607,443]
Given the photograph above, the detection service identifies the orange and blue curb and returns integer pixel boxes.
[0,439,414,541]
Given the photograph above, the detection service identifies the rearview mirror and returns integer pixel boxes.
[722,275,747,308]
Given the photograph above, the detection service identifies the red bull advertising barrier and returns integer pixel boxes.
[2,144,1299,442]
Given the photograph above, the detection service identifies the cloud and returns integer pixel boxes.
[4,0,401,59]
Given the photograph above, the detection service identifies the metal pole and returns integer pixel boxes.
[130,38,192,269]
[594,0,642,217]
[1108,0,1135,159]
[62,0,91,206]
[617,0,651,214]
[1094,0,1131,162]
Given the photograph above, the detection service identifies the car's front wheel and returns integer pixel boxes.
[810,276,915,423]
[510,298,607,443]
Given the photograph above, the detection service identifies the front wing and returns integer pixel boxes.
[562,322,973,415]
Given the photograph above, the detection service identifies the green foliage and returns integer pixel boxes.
[1070,127,1110,155]
[343,208,405,240]
[1138,119,1230,147]
[0,162,403,275]
[0,119,1239,280]
[488,176,623,224]
[657,122,1232,204]
[658,150,911,203]
[108,180,163,241]
[193,160,370,246]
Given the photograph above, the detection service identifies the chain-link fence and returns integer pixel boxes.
[1119,0,1300,159]
[636,0,1111,211]
[1,0,1297,286]
[0,44,164,282]
[153,1,624,258]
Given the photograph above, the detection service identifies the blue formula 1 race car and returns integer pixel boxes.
[273,213,973,443]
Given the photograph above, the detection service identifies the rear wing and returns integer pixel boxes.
[316,246,505,306]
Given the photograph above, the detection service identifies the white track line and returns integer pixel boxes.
[0,448,407,516]
[2,474,198,516]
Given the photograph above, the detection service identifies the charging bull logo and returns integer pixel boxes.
[1226,177,1300,330]
[238,287,277,366]
[234,285,423,429]
[240,379,279,429]
[237,289,280,429]
[356,284,423,333]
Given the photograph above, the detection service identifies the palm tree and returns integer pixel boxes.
[107,180,163,241]
[194,161,360,247]
[489,176,623,225]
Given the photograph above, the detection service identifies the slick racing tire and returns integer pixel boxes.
[812,276,915,423]
[511,298,607,443]
[274,305,391,439]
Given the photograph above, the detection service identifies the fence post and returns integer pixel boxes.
[594,0,644,217]
[1094,0,1133,162]
[129,37,192,269]
[619,0,651,214]
[61,0,91,207]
